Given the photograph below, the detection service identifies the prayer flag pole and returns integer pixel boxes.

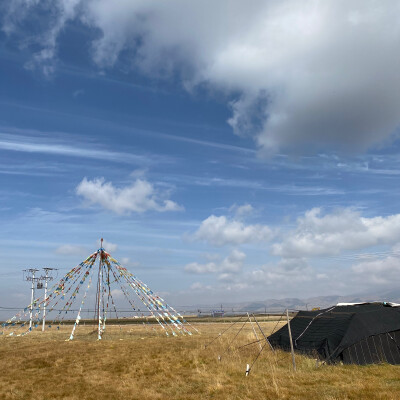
[6,239,196,340]
[97,238,104,340]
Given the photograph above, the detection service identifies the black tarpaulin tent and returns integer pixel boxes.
[268,302,400,365]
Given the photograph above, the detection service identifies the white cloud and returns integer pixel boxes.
[3,1,400,154]
[184,210,400,299]
[351,245,400,286]
[185,249,246,276]
[217,273,235,282]
[352,256,400,285]
[76,177,183,215]
[191,215,272,246]
[130,168,148,178]
[229,203,254,218]
[272,208,400,258]
[73,89,84,98]
[55,244,88,256]
[110,288,124,299]
[120,257,140,269]
[189,282,212,291]
[250,258,312,285]
[3,0,80,76]
[187,257,314,298]
[185,261,216,274]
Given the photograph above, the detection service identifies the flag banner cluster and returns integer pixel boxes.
[1,246,196,339]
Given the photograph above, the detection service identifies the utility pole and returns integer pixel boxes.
[24,267,56,332]
[42,268,56,331]
[23,268,39,330]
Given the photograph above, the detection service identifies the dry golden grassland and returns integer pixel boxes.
[1,320,400,400]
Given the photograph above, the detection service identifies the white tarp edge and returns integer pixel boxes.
[336,301,400,307]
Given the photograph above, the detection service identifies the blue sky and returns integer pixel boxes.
[1,1,400,311]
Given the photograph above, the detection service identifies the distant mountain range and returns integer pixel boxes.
[190,289,400,314]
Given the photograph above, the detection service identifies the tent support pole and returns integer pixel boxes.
[286,309,296,372]
[252,313,274,351]
[247,312,262,350]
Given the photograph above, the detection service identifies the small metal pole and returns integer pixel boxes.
[29,270,36,330]
[40,267,56,332]
[286,309,296,372]
[42,269,49,332]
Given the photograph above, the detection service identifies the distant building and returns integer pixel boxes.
[211,310,225,318]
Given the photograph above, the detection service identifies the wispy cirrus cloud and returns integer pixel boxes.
[0,132,159,165]
[165,173,344,195]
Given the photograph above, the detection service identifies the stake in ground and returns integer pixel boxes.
[2,239,196,339]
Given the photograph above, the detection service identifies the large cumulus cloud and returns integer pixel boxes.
[3,1,400,155]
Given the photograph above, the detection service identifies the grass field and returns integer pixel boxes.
[1,320,400,400]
